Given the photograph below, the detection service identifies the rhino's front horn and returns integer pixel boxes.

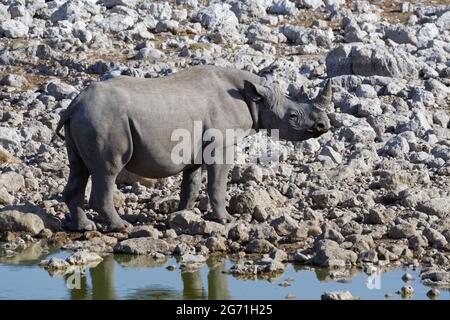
[315,80,332,108]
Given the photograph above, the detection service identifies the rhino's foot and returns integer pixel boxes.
[102,217,132,233]
[68,218,97,232]
[204,211,234,224]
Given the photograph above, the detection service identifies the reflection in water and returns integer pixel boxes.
[115,254,181,299]
[292,264,362,283]
[65,254,231,300]
[3,247,447,300]
[0,243,51,266]
[207,256,231,300]
[114,254,168,268]
[68,272,89,300]
[182,270,206,299]
[67,254,117,300]
[91,255,116,300]
[127,286,182,300]
[181,256,231,300]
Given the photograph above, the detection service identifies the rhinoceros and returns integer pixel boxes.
[56,65,331,232]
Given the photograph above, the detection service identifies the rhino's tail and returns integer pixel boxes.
[53,93,81,141]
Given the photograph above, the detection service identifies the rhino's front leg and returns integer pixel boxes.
[178,165,202,210]
[205,163,234,224]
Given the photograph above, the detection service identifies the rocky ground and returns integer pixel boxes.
[0,0,449,292]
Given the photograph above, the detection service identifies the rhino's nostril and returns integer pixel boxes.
[315,121,329,132]
[316,122,325,130]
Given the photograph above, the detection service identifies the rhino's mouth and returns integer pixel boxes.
[306,130,326,139]
[288,128,326,140]
[306,128,327,135]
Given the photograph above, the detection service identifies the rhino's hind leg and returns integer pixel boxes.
[204,164,234,224]
[90,173,132,232]
[178,166,202,210]
[63,141,96,232]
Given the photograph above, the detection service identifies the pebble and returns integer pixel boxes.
[166,265,176,271]
[285,293,296,300]
[427,288,440,299]
[399,285,414,298]
[321,290,359,300]
[401,273,415,282]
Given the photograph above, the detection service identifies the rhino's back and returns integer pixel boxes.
[76,65,260,130]
[99,65,261,104]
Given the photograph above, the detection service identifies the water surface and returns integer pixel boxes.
[0,244,448,300]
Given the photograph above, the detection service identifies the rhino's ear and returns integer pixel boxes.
[295,85,309,102]
[243,80,271,102]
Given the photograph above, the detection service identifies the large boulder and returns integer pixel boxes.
[1,204,61,231]
[192,3,238,32]
[0,4,10,21]
[42,258,70,270]
[416,23,439,43]
[167,210,224,235]
[0,74,28,88]
[321,290,359,300]
[436,11,450,30]
[417,198,450,218]
[298,0,324,9]
[378,170,430,192]
[98,13,136,32]
[0,19,29,38]
[366,206,395,224]
[66,251,103,265]
[383,25,417,44]
[281,25,334,48]
[228,223,250,242]
[382,136,410,158]
[268,0,297,16]
[114,238,169,254]
[129,225,160,239]
[245,239,274,253]
[46,81,78,100]
[51,0,99,23]
[0,172,25,193]
[421,268,450,287]
[388,224,417,239]
[0,187,14,205]
[101,0,138,9]
[148,1,172,20]
[270,215,299,236]
[228,188,273,214]
[337,123,377,144]
[0,210,45,235]
[0,127,21,149]
[167,210,202,233]
[0,146,18,164]
[312,240,358,267]
[310,190,343,209]
[326,44,420,79]
[423,228,447,249]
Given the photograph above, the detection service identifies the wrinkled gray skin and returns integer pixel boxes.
[56,66,331,232]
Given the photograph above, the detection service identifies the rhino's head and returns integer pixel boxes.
[243,80,332,141]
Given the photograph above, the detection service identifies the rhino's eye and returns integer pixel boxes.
[289,110,303,122]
